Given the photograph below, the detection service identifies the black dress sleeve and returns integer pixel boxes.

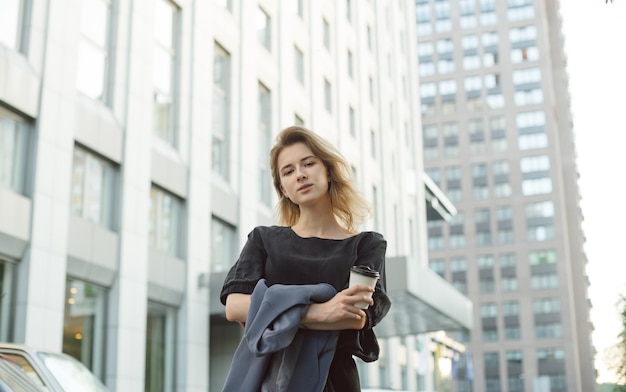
[346,232,392,362]
[219,227,267,305]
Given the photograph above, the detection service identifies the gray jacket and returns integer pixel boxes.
[221,279,339,392]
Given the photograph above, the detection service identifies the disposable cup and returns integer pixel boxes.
[349,266,380,309]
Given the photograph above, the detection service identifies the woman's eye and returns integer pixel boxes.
[305,161,315,167]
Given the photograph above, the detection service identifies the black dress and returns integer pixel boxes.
[220,226,392,392]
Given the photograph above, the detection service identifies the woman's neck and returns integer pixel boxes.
[292,207,352,239]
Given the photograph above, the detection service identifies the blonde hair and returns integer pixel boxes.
[269,126,371,232]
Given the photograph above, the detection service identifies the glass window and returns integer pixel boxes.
[507,351,524,392]
[436,38,454,55]
[0,0,24,50]
[323,18,330,50]
[213,42,231,180]
[214,0,231,11]
[257,7,271,51]
[477,254,494,269]
[508,0,534,21]
[419,61,435,77]
[461,35,478,50]
[149,185,183,257]
[521,155,550,173]
[513,68,541,86]
[258,82,272,206]
[417,21,432,36]
[472,164,489,200]
[475,208,492,246]
[417,42,434,57]
[464,76,482,93]
[540,325,565,343]
[76,0,112,102]
[480,0,497,25]
[481,302,497,317]
[70,146,117,229]
[496,206,514,244]
[437,58,455,74]
[369,76,375,103]
[63,279,107,379]
[502,302,519,318]
[416,4,431,23]
[347,49,353,78]
[145,301,177,392]
[450,257,467,272]
[420,83,437,99]
[521,156,551,195]
[295,113,304,126]
[448,212,466,249]
[529,249,557,265]
[522,177,552,196]
[346,0,352,21]
[509,25,537,45]
[349,106,356,136]
[483,52,499,67]
[530,273,559,289]
[516,110,546,129]
[462,55,480,70]
[210,217,236,272]
[294,46,304,84]
[482,328,498,341]
[429,258,445,276]
[482,31,499,47]
[0,109,29,194]
[153,0,179,145]
[534,298,561,314]
[292,0,303,17]
[427,220,444,251]
[526,201,554,241]
[439,80,457,96]
[511,45,539,63]
[519,133,548,150]
[0,260,15,341]
[324,79,332,112]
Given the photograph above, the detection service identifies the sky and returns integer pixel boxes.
[559,0,626,384]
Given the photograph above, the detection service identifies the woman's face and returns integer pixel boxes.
[277,142,330,207]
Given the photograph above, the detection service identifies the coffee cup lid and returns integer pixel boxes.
[350,265,380,278]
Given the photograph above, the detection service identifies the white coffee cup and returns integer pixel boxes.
[349,266,380,309]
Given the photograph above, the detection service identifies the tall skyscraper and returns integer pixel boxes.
[416,0,596,391]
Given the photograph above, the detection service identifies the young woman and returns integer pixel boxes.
[220,126,391,391]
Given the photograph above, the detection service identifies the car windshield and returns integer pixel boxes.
[38,352,108,392]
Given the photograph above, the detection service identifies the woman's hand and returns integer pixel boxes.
[300,284,374,331]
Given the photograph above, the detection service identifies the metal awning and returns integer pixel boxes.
[422,172,457,222]
[374,256,473,338]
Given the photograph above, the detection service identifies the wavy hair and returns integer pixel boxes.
[269,126,371,232]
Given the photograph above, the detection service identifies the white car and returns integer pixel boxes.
[0,344,107,392]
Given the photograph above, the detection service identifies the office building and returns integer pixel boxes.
[1,0,470,390]
[415,0,595,391]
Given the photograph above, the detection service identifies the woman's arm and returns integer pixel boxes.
[225,293,251,326]
[300,284,374,331]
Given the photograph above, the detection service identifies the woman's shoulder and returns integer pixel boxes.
[248,225,290,238]
[353,231,386,248]
[355,230,385,241]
